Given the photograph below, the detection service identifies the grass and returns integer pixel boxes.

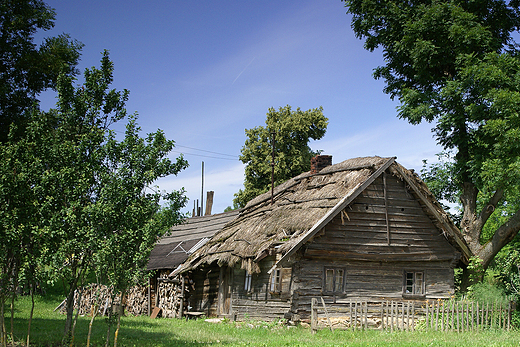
[4,295,520,346]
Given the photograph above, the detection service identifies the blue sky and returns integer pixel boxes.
[38,0,442,214]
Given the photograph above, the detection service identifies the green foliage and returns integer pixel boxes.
[233,105,328,208]
[0,0,83,142]
[467,282,509,306]
[0,50,188,343]
[345,0,520,290]
[223,205,235,212]
[467,256,486,292]
[493,242,520,302]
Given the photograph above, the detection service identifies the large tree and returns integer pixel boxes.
[344,0,520,288]
[0,0,82,142]
[233,105,328,208]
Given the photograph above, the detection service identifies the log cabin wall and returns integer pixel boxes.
[289,172,458,320]
[188,263,220,317]
[228,256,293,321]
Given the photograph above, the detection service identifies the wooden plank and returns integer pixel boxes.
[320,297,333,331]
[391,165,471,260]
[311,298,318,334]
[150,306,162,319]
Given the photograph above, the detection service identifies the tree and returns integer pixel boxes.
[344,0,520,288]
[0,51,188,344]
[233,105,328,208]
[0,0,83,142]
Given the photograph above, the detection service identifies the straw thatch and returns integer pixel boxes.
[175,156,470,275]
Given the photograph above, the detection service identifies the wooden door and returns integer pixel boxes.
[218,266,232,315]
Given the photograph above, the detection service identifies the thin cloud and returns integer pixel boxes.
[232,57,256,85]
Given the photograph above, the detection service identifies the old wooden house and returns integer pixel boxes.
[172,156,471,321]
[146,209,240,317]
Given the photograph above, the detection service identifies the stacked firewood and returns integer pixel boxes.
[156,275,192,318]
[59,283,147,317]
[125,285,148,316]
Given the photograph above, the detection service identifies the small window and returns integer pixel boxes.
[324,268,345,293]
[404,271,425,295]
[270,269,282,293]
[244,271,252,292]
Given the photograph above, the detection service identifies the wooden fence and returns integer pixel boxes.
[310,298,514,333]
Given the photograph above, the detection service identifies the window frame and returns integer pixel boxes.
[269,268,282,293]
[403,270,425,298]
[244,270,252,292]
[323,267,346,294]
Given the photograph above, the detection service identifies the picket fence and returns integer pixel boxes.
[310,298,514,333]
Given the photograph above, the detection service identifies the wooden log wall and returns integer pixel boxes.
[229,259,292,321]
[289,173,458,321]
[309,298,513,332]
[188,264,219,316]
[306,174,459,263]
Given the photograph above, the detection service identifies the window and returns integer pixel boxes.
[244,271,252,292]
[270,269,281,292]
[324,268,345,293]
[404,271,425,296]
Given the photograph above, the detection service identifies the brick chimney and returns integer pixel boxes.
[310,155,332,174]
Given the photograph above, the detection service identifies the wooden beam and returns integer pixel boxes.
[384,171,390,245]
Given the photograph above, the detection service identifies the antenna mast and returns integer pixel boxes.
[271,131,276,205]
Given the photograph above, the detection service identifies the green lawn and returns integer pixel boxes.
[4,296,519,346]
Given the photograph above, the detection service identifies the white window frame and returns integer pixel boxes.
[269,269,282,293]
[244,271,252,292]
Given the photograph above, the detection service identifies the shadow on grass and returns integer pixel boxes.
[7,316,228,347]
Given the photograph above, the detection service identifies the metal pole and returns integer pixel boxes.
[271,132,276,205]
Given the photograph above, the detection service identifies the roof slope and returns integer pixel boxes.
[147,209,240,271]
[176,156,470,275]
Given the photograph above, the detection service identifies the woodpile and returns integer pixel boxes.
[59,283,148,317]
[155,275,192,318]
[125,285,148,316]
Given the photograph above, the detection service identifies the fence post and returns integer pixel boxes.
[349,300,353,331]
[411,302,415,331]
[425,300,429,329]
[311,298,318,334]
[355,301,359,331]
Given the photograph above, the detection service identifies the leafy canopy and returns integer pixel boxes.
[0,0,82,142]
[233,105,328,208]
[345,0,520,285]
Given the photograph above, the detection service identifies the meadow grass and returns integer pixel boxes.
[4,296,519,346]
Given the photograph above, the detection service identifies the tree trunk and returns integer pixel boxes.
[63,281,78,345]
[86,303,98,347]
[1,298,6,347]
[69,288,83,347]
[459,181,520,292]
[10,292,15,347]
[113,289,125,347]
[26,284,35,347]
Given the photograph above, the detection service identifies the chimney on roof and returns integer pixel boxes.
[310,155,332,174]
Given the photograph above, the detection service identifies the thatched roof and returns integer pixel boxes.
[147,209,241,271]
[173,156,470,275]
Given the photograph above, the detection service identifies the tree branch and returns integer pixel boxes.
[478,189,504,227]
[480,207,520,268]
